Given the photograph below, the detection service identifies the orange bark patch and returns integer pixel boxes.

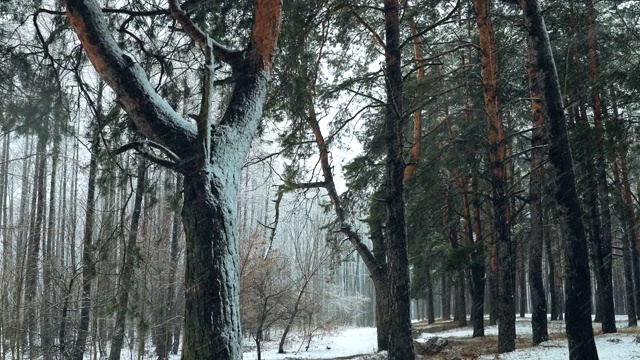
[252,0,283,70]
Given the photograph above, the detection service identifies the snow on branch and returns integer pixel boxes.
[65,0,197,160]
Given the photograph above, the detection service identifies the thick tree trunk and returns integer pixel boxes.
[181,168,242,360]
[108,162,146,360]
[472,0,513,351]
[520,1,598,358]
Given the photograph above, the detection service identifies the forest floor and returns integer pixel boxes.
[241,315,640,359]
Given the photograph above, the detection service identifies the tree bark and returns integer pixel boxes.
[425,264,435,324]
[382,1,414,357]
[472,0,513,351]
[545,224,559,322]
[469,172,485,336]
[442,273,451,320]
[520,1,598,358]
[527,46,549,343]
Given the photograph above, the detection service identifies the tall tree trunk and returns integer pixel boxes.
[518,253,527,318]
[442,273,451,320]
[545,224,559,321]
[24,134,47,358]
[610,94,638,326]
[527,47,549,343]
[0,132,9,359]
[469,172,485,336]
[381,1,414,358]
[168,175,183,355]
[425,264,435,324]
[443,180,465,327]
[520,1,598,358]
[71,117,101,360]
[584,0,615,332]
[43,117,60,360]
[181,167,244,359]
[617,143,640,319]
[108,162,146,360]
[472,0,513,351]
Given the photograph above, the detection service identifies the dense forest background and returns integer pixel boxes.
[1,0,640,359]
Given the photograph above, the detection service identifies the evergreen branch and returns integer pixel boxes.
[347,5,385,48]
[399,0,462,50]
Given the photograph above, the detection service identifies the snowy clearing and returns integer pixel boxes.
[243,315,640,359]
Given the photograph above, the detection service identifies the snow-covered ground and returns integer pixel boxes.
[242,327,379,359]
[244,315,640,359]
[477,334,640,359]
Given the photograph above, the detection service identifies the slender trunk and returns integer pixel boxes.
[621,229,638,326]
[278,277,312,353]
[528,50,549,342]
[618,149,640,318]
[470,172,485,336]
[42,117,60,360]
[456,277,467,327]
[0,132,9,358]
[443,180,464,326]
[519,255,527,318]
[584,0,615,332]
[24,134,47,358]
[442,273,451,320]
[568,12,607,326]
[369,214,390,351]
[488,213,499,326]
[425,264,435,324]
[472,0,513,351]
[71,122,100,360]
[520,1,598,358]
[610,88,638,326]
[545,225,558,321]
[167,175,183,355]
[108,162,146,360]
